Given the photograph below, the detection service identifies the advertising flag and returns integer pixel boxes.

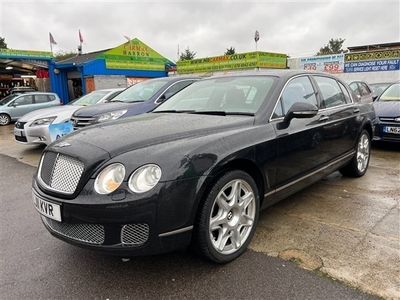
[49,32,57,45]
[254,30,260,42]
[79,30,83,43]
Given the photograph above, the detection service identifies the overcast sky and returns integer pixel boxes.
[0,0,399,61]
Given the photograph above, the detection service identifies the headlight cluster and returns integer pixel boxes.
[96,109,127,123]
[94,163,162,195]
[30,116,56,127]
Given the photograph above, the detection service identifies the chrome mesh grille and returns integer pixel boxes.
[42,217,105,245]
[40,153,84,194]
[121,224,149,246]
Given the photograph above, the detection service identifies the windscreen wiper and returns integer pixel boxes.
[152,110,196,113]
[189,111,255,116]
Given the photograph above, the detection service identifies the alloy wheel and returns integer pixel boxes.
[357,133,370,173]
[0,114,10,126]
[209,179,256,255]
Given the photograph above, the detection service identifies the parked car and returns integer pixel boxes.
[348,81,374,103]
[0,92,61,126]
[70,77,198,129]
[14,88,123,145]
[32,71,374,263]
[372,82,400,142]
[369,82,392,99]
[9,86,36,94]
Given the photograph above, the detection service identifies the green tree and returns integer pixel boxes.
[0,37,7,49]
[225,47,235,55]
[179,47,196,61]
[54,51,77,61]
[317,38,347,55]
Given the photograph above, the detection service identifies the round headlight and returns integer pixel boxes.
[94,163,126,194]
[128,164,162,193]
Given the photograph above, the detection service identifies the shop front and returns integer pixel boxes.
[52,38,175,103]
[0,49,53,100]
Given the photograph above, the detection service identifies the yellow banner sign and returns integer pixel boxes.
[0,48,52,59]
[345,49,400,62]
[102,38,171,71]
[177,51,287,74]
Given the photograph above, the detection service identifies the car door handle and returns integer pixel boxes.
[353,108,360,113]
[319,115,329,122]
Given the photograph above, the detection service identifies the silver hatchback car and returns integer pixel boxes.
[0,92,61,125]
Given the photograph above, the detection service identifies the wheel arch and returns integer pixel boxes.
[193,158,267,222]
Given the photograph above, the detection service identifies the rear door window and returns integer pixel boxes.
[314,76,347,109]
[359,83,371,96]
[35,95,50,103]
[349,82,360,97]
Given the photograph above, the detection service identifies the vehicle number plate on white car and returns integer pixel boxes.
[384,126,400,134]
[33,192,62,222]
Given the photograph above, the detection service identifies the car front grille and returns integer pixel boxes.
[15,135,27,143]
[42,217,105,245]
[15,121,26,129]
[70,116,96,130]
[39,152,84,194]
[121,224,149,246]
[379,117,400,124]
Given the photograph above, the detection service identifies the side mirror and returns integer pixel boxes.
[9,102,17,107]
[279,102,318,129]
[155,94,167,104]
[372,94,378,101]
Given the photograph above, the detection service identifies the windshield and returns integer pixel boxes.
[379,83,400,102]
[69,90,110,106]
[370,83,391,96]
[111,79,170,103]
[154,76,276,114]
[0,94,19,105]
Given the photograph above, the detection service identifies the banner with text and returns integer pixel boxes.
[102,38,173,71]
[344,49,400,73]
[299,54,344,73]
[177,51,287,74]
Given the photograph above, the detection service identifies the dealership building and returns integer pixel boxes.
[0,38,174,103]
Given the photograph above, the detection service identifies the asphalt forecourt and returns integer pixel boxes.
[0,153,377,300]
[1,124,399,298]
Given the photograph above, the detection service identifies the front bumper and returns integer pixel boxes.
[373,122,400,142]
[32,176,200,256]
[14,124,51,145]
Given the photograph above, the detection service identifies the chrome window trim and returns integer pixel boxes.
[269,74,356,122]
[264,151,355,197]
[154,79,197,105]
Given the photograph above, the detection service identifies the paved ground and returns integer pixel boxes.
[0,124,399,299]
[0,154,376,300]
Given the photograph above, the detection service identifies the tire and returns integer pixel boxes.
[0,113,11,126]
[340,129,371,177]
[194,170,260,263]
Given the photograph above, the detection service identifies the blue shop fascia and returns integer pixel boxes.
[50,38,175,103]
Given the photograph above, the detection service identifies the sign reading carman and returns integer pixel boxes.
[102,38,172,71]
[177,51,287,74]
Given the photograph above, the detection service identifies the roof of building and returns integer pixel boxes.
[56,49,110,65]
[347,42,400,52]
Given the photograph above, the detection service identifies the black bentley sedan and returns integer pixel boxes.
[32,71,375,263]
